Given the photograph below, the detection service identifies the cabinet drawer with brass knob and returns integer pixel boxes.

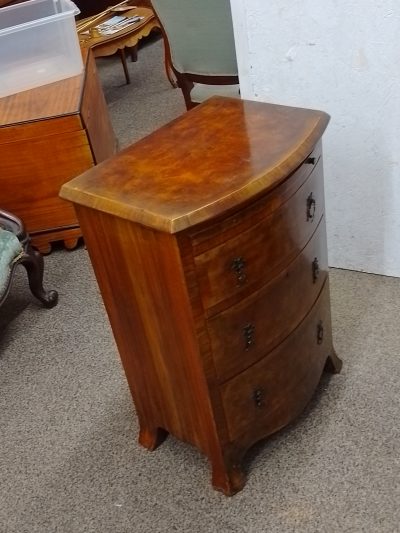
[193,160,325,313]
[207,217,328,381]
[220,281,333,442]
[190,142,322,254]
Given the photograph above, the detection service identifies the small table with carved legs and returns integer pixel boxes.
[78,7,162,85]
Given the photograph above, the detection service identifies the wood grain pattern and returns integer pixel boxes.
[61,98,341,495]
[0,49,116,253]
[74,206,228,461]
[189,142,322,252]
[221,281,332,442]
[207,218,328,382]
[0,115,83,145]
[60,97,329,232]
[81,49,118,162]
[0,50,88,128]
[194,160,325,311]
[0,130,93,232]
[79,8,160,57]
[31,227,82,255]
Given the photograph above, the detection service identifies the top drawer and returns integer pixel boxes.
[193,157,325,312]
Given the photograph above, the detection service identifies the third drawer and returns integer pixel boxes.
[219,280,333,442]
[207,217,328,382]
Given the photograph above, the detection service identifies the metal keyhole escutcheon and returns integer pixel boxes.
[312,257,320,283]
[253,389,264,408]
[231,256,247,287]
[243,323,255,350]
[306,193,316,222]
[317,321,324,344]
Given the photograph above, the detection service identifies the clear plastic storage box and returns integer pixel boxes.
[0,0,83,97]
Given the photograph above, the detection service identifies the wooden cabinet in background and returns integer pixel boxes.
[60,97,342,495]
[0,50,116,253]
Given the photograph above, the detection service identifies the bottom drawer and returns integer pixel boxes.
[220,281,333,442]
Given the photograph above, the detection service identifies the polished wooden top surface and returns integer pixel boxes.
[78,7,156,49]
[61,97,330,233]
[0,49,88,127]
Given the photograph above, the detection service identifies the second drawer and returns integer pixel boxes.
[207,218,328,381]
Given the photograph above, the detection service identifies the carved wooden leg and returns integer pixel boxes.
[325,350,343,374]
[175,75,196,110]
[129,44,138,62]
[160,32,178,88]
[211,454,246,496]
[165,57,177,88]
[138,426,168,451]
[21,245,58,308]
[118,48,130,84]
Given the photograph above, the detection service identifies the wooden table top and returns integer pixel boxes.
[61,97,329,233]
[78,7,156,49]
[0,49,89,128]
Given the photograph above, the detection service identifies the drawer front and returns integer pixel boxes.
[190,142,322,252]
[220,281,332,442]
[207,218,328,382]
[194,160,325,312]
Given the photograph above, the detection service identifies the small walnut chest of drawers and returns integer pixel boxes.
[60,97,342,495]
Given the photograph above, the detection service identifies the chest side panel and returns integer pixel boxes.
[75,206,221,456]
[80,51,117,163]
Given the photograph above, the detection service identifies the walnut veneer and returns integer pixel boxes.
[0,49,116,253]
[60,97,342,495]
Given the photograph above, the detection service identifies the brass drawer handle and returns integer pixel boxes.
[317,320,324,344]
[231,256,247,286]
[243,323,255,350]
[312,257,320,283]
[306,193,316,222]
[305,156,316,165]
[253,388,264,408]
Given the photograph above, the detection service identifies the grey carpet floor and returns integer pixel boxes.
[1,38,399,533]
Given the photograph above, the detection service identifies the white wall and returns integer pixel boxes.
[230,0,400,277]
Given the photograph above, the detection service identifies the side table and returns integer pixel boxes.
[78,7,161,85]
[0,49,116,254]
